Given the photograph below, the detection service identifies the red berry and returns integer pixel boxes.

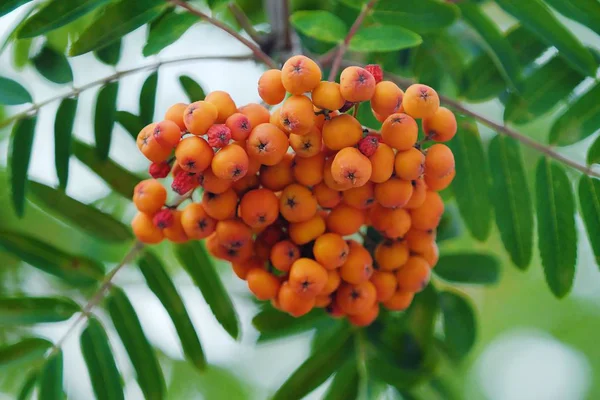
[365,64,383,83]
[207,124,232,148]
[358,134,380,157]
[171,170,198,195]
[153,209,174,229]
[149,161,171,178]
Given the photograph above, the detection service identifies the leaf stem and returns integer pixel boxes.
[169,0,277,69]
[327,0,378,81]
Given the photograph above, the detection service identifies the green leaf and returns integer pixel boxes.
[54,98,77,190]
[545,0,600,37]
[0,297,79,325]
[17,371,38,400]
[349,26,422,53]
[588,135,600,165]
[28,180,132,242]
[0,231,104,285]
[107,287,165,400]
[0,76,32,105]
[548,82,600,146]
[535,158,577,298]
[504,56,585,124]
[289,11,347,45]
[80,317,124,400]
[323,356,359,400]
[253,308,327,342]
[175,241,240,340]
[0,338,52,370]
[488,135,534,269]
[411,33,464,89]
[273,323,352,400]
[94,39,122,66]
[439,291,476,359]
[94,82,119,160]
[434,253,500,284]
[178,75,206,102]
[13,38,32,70]
[578,176,600,268]
[496,0,597,76]
[138,251,206,370]
[139,71,158,124]
[167,362,251,400]
[72,140,141,198]
[458,2,521,90]
[32,45,73,84]
[9,116,36,217]
[116,110,144,141]
[143,11,197,56]
[17,0,111,38]
[38,351,63,400]
[0,0,32,17]
[448,117,492,241]
[70,0,166,56]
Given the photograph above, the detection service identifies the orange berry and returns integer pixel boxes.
[184,101,218,135]
[281,55,322,95]
[313,233,349,269]
[280,95,315,135]
[410,190,444,231]
[201,188,239,220]
[246,123,289,166]
[269,108,287,133]
[326,204,365,236]
[258,69,286,105]
[162,210,188,243]
[211,144,249,181]
[175,136,214,173]
[199,168,233,194]
[289,127,322,158]
[288,214,326,245]
[322,114,362,150]
[323,157,353,191]
[270,240,300,272]
[311,81,345,111]
[321,270,341,296]
[137,124,172,163]
[259,153,295,191]
[375,239,409,271]
[313,182,342,209]
[239,188,279,228]
[370,271,397,302]
[181,202,217,239]
[404,228,435,253]
[315,294,332,308]
[396,256,431,292]
[402,84,440,119]
[289,258,328,297]
[164,103,187,131]
[133,179,167,215]
[331,147,372,188]
[153,119,182,149]
[425,168,455,191]
[394,147,425,181]
[336,281,377,316]
[293,152,325,186]
[422,106,457,142]
[368,143,395,183]
[215,219,252,249]
[232,256,264,280]
[420,241,439,268]
[314,108,339,130]
[339,66,376,102]
[280,184,318,223]
[238,103,270,128]
[132,212,164,244]
[381,113,418,151]
[405,178,427,209]
[232,172,259,195]
[383,290,414,311]
[340,240,373,284]
[371,81,403,118]
[374,178,413,208]
[226,112,252,142]
[247,268,281,300]
[342,182,375,210]
[424,144,455,179]
[278,282,315,317]
[348,303,379,327]
[205,91,237,123]
[246,151,262,175]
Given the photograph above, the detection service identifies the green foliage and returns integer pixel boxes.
[588,136,600,165]
[32,45,73,84]
[140,71,158,125]
[38,351,63,400]
[179,75,206,102]
[0,76,32,105]
[0,338,52,371]
[439,291,476,360]
[0,0,32,18]
[94,39,122,66]
[578,176,600,267]
[434,253,500,285]
[94,82,119,160]
[0,297,79,324]
[17,371,37,400]
[115,111,144,141]
[549,82,600,146]
[545,0,600,36]
[253,307,327,342]
[53,98,77,189]
[323,356,359,400]
[289,11,346,45]
[9,116,36,217]
[143,11,197,56]
[350,26,422,52]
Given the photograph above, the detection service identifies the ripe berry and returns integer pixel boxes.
[206,124,232,148]
[289,258,328,297]
[402,84,440,119]
[149,161,171,179]
[132,212,164,244]
[365,64,383,83]
[184,101,218,135]
[339,66,376,102]
[171,170,198,195]
[281,55,322,95]
[153,208,174,229]
[133,179,167,215]
[258,69,286,105]
[358,134,380,157]
[205,90,237,123]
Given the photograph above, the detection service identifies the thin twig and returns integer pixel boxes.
[0,54,254,129]
[327,0,378,81]
[169,0,277,69]
[228,2,263,45]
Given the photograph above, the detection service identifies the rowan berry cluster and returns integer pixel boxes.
[131,55,457,327]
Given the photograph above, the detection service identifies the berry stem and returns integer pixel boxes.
[327,0,378,81]
[227,2,264,46]
[169,0,278,69]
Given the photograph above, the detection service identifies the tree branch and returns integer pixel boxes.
[169,0,277,69]
[327,0,378,81]
[228,2,264,45]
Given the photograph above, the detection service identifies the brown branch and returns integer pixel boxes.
[227,2,263,45]
[169,0,277,69]
[327,0,378,81]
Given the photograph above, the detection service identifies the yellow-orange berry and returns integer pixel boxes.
[281,55,322,95]
[321,270,341,296]
[331,147,372,188]
[259,153,295,191]
[425,168,455,191]
[162,210,189,243]
[336,281,377,315]
[402,84,440,119]
[348,303,379,327]
[339,66,376,102]
[270,240,300,272]
[239,188,279,228]
[394,148,425,181]
[164,103,187,131]
[374,239,409,271]
[238,103,270,128]
[288,214,326,245]
[153,120,182,149]
[410,190,444,231]
[246,123,289,166]
[322,114,362,150]
[323,157,353,191]
[340,240,373,284]
[175,136,214,173]
[311,81,345,111]
[381,113,418,151]
[247,268,281,300]
[201,188,239,221]
[370,271,397,302]
[396,256,431,292]
[326,204,365,236]
[226,112,252,141]
[405,178,427,209]
[383,290,414,311]
[342,182,375,209]
[205,91,237,123]
[422,107,457,142]
[371,81,403,118]
[215,219,252,249]
[369,143,395,183]
[278,282,315,317]
[293,152,325,186]
[258,69,286,105]
[211,144,249,181]
[289,258,328,297]
[425,144,455,179]
[232,256,263,280]
[280,95,315,135]
[184,101,218,135]
[313,233,349,270]
[133,179,167,215]
[132,212,164,244]
[280,183,318,223]
[289,127,322,158]
[137,124,172,163]
[314,182,342,209]
[374,178,413,208]
[199,168,233,194]
[181,202,217,239]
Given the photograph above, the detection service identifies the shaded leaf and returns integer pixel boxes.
[535,158,577,298]
[588,135,600,165]
[350,26,422,52]
[411,33,464,89]
[0,0,32,17]
[17,371,37,400]
[578,176,600,267]
[289,11,346,45]
[253,307,327,342]
[355,101,382,130]
[107,287,165,400]
[545,0,600,37]
[54,98,77,190]
[448,117,492,241]
[496,0,597,76]
[488,135,534,269]
[323,355,359,400]
[139,71,158,124]
[178,75,206,102]
[273,323,352,400]
[116,110,145,141]
[548,82,600,146]
[9,116,36,217]
[0,76,32,105]
[0,297,79,325]
[17,0,111,38]
[143,11,197,56]
[70,0,166,56]
[94,39,121,66]
[167,362,251,400]
[38,351,63,400]
[434,253,500,284]
[72,140,141,198]
[437,204,462,242]
[32,45,73,84]
[80,317,124,400]
[0,338,52,370]
[0,230,104,285]
[29,180,132,242]
[94,82,119,160]
[138,251,206,370]
[13,38,32,70]
[175,241,240,339]
[439,291,476,359]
